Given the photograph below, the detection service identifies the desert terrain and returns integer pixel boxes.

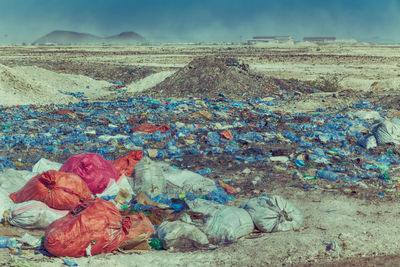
[1,43,400,266]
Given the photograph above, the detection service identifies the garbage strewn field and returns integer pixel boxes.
[1,45,400,266]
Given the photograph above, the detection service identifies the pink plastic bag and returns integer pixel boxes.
[60,153,120,194]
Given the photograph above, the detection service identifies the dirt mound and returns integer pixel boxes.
[146,57,280,99]
[0,64,111,106]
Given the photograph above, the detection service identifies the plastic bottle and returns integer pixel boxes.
[317,170,339,181]
[0,237,8,248]
[196,168,213,175]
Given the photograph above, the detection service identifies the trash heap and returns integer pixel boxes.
[0,152,305,261]
[1,57,400,263]
[0,96,399,201]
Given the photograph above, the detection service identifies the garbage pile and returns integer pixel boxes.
[0,96,399,201]
[0,152,305,260]
[148,57,315,99]
[1,58,400,262]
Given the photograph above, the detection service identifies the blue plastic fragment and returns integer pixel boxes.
[63,258,78,266]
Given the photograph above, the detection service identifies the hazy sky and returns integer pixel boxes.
[0,0,399,43]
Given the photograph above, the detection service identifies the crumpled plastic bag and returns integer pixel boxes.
[32,158,62,173]
[0,188,14,216]
[0,168,34,194]
[160,164,217,197]
[187,199,254,244]
[45,198,131,257]
[240,195,305,233]
[133,157,167,198]
[60,153,120,194]
[9,170,93,210]
[372,119,400,145]
[134,157,217,197]
[113,150,143,177]
[358,135,377,149]
[156,221,209,250]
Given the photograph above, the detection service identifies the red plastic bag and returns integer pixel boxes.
[45,198,131,257]
[9,170,92,210]
[60,153,120,194]
[113,150,143,177]
[130,124,173,134]
[126,212,155,241]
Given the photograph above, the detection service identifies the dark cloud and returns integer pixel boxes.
[0,0,399,43]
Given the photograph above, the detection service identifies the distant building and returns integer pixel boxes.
[303,37,336,44]
[248,36,293,45]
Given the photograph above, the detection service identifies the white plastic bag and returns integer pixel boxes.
[358,135,377,149]
[116,175,134,195]
[6,200,69,229]
[372,119,400,145]
[187,199,254,244]
[134,157,217,197]
[0,168,33,194]
[0,188,13,216]
[159,163,217,196]
[96,179,120,200]
[32,158,62,173]
[240,195,305,233]
[156,221,209,250]
[133,157,166,197]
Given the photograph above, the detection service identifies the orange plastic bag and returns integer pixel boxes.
[113,150,143,177]
[220,130,233,140]
[130,124,173,134]
[9,170,92,210]
[126,212,155,241]
[45,198,131,257]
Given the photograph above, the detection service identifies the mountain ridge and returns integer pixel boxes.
[33,30,145,45]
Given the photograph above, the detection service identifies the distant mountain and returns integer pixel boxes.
[33,30,145,45]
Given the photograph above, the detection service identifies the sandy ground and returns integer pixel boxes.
[3,189,400,267]
[1,44,400,266]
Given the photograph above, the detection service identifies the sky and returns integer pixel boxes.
[0,0,399,43]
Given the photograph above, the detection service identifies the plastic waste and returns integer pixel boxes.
[187,199,254,244]
[372,119,400,145]
[358,135,377,149]
[125,212,155,241]
[195,168,213,176]
[240,195,305,233]
[60,153,120,194]
[96,179,120,201]
[161,164,217,196]
[317,170,339,181]
[133,157,167,198]
[32,158,62,173]
[0,237,8,248]
[6,200,69,229]
[156,221,209,250]
[18,233,41,248]
[63,258,78,266]
[131,124,173,134]
[45,198,131,257]
[9,170,92,210]
[134,157,217,197]
[149,237,163,250]
[0,168,34,194]
[0,188,13,216]
[112,150,143,177]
